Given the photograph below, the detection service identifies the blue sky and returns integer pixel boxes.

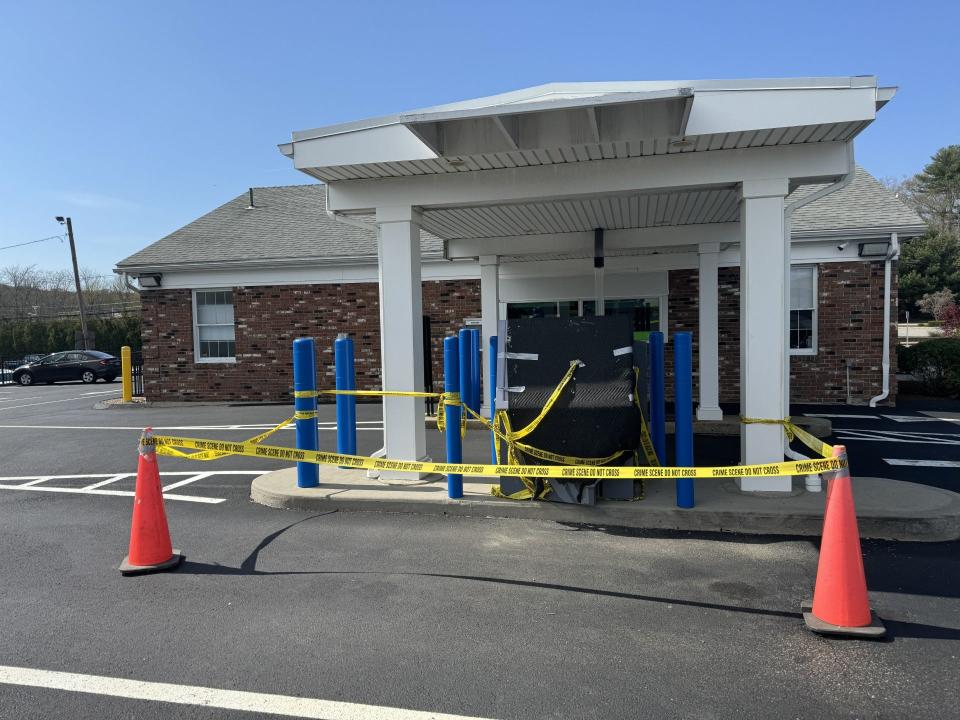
[1,0,957,276]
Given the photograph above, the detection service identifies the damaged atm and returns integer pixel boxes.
[494,313,656,505]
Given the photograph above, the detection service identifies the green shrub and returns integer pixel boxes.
[899,338,960,397]
[0,315,141,359]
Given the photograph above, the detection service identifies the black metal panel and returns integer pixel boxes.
[504,316,639,465]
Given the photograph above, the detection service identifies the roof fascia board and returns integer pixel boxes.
[327,141,851,212]
[684,86,877,137]
[790,224,927,241]
[116,252,446,275]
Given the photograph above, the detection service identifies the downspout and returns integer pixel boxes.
[869,232,899,407]
[782,143,856,492]
[122,272,139,293]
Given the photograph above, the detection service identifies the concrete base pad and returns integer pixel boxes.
[801,601,886,639]
[119,551,184,576]
[250,467,960,541]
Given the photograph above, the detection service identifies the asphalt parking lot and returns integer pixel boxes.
[0,384,958,719]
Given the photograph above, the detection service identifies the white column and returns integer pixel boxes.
[376,205,427,477]
[479,255,499,418]
[739,178,791,492]
[696,242,723,422]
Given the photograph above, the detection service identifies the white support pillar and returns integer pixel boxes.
[739,178,791,492]
[479,255,499,418]
[375,205,427,477]
[696,242,723,422]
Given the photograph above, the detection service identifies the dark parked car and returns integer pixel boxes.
[12,351,120,386]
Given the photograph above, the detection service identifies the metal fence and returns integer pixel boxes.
[0,357,37,386]
[131,350,143,397]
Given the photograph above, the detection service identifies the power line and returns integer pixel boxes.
[0,235,65,252]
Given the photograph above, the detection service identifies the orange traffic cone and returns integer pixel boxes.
[802,445,884,637]
[119,428,184,576]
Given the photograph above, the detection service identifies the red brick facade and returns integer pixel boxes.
[141,262,895,405]
[140,280,480,402]
[664,261,897,405]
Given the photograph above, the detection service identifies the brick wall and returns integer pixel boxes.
[665,261,896,405]
[140,280,481,402]
[142,262,894,405]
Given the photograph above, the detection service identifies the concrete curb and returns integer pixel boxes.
[251,468,960,542]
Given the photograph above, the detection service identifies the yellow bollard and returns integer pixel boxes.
[121,346,132,402]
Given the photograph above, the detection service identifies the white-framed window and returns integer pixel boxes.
[789,266,817,355]
[193,289,236,363]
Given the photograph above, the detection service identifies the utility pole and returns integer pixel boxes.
[57,216,89,350]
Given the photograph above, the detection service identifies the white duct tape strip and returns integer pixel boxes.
[499,352,539,361]
[613,346,633,357]
[506,386,526,393]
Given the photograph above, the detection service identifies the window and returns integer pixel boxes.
[506,300,578,320]
[583,298,660,332]
[194,290,236,362]
[790,266,816,354]
[506,297,661,333]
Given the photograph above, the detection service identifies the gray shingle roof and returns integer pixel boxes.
[117,167,925,272]
[116,185,443,271]
[789,166,924,234]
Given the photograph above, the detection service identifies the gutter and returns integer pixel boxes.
[869,233,900,407]
[121,272,139,293]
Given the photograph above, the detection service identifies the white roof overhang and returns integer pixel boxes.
[280,77,893,245]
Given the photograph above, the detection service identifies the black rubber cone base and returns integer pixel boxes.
[801,601,886,639]
[119,550,184,576]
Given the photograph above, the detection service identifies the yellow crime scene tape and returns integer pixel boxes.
[150,433,844,479]
[151,359,842,485]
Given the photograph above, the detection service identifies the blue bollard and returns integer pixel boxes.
[444,335,463,498]
[675,331,695,508]
[293,337,319,488]
[649,331,666,465]
[458,328,472,418]
[469,327,481,413]
[334,334,357,465]
[489,335,498,464]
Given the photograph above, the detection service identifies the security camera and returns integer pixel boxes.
[836,241,849,251]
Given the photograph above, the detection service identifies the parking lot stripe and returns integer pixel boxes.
[804,413,880,419]
[0,485,225,504]
[0,665,496,720]
[884,458,960,468]
[0,392,121,412]
[82,474,132,490]
[17,477,52,487]
[162,472,214,491]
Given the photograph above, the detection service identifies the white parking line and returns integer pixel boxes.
[82,474,132,490]
[804,413,880,419]
[0,484,224,504]
[161,472,214,492]
[0,471,266,504]
[0,665,496,720]
[0,391,121,412]
[882,414,948,423]
[884,458,960,468]
[17,476,52,487]
[834,428,960,445]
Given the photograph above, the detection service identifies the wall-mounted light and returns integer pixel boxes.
[858,241,891,257]
[138,274,162,288]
